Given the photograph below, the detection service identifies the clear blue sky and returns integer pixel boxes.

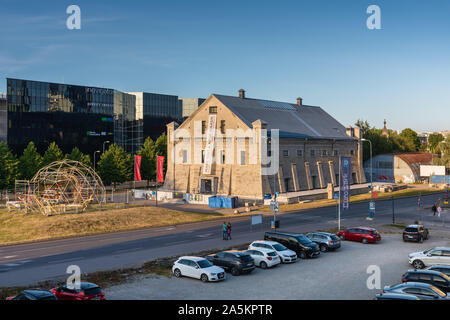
[0,0,449,132]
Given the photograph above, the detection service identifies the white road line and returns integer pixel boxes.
[197,233,213,238]
[48,257,84,264]
[2,255,17,259]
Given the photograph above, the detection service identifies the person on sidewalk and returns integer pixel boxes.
[437,206,442,218]
[432,204,437,216]
[222,222,228,240]
[227,222,232,240]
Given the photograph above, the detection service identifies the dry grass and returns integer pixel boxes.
[0,205,224,246]
[258,188,442,213]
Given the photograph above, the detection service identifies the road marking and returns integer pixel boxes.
[2,255,17,259]
[48,257,84,264]
[197,233,213,238]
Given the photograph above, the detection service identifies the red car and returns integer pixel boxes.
[50,282,106,300]
[336,227,381,244]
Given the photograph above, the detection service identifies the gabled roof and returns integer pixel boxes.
[213,94,353,140]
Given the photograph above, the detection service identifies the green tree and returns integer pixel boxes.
[154,133,167,177]
[0,142,19,191]
[399,128,421,151]
[433,136,450,171]
[96,144,132,186]
[362,128,393,162]
[66,147,92,167]
[390,132,417,153]
[427,133,444,153]
[355,119,371,134]
[42,142,63,167]
[19,142,43,180]
[138,137,156,185]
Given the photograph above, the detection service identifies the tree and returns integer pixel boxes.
[19,142,43,180]
[66,147,92,167]
[427,133,444,153]
[138,137,156,185]
[42,142,63,167]
[355,119,371,134]
[433,136,450,171]
[0,142,19,191]
[399,128,421,151]
[390,132,417,153]
[154,133,167,177]
[362,128,393,162]
[96,144,132,187]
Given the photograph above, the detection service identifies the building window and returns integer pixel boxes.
[334,150,339,156]
[209,106,217,114]
[201,121,206,134]
[220,120,225,134]
[240,150,246,165]
[283,150,289,157]
[322,150,327,156]
[220,150,225,164]
[310,150,315,157]
[182,150,187,164]
[350,150,355,156]
[297,150,303,157]
[201,150,205,163]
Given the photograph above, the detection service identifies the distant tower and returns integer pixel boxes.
[381,119,389,137]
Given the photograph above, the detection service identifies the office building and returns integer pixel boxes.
[179,97,206,118]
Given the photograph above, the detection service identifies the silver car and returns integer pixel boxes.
[306,232,341,252]
[409,247,450,269]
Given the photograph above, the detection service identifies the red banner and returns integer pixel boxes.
[134,155,142,181]
[157,156,164,183]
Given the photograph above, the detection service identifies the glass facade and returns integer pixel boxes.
[6,78,142,156]
[0,94,7,143]
[180,97,206,118]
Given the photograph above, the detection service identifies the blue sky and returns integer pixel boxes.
[0,0,449,132]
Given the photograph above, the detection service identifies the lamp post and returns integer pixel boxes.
[361,138,374,218]
[103,140,111,153]
[93,150,100,171]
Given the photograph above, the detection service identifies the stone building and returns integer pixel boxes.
[163,90,366,200]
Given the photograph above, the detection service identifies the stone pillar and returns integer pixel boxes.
[291,163,300,192]
[304,162,313,190]
[327,183,334,200]
[329,160,336,186]
[277,167,286,193]
[317,161,325,189]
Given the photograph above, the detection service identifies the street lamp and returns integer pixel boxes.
[361,138,374,218]
[93,150,101,171]
[103,140,111,153]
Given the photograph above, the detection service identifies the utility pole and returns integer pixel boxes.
[392,196,395,224]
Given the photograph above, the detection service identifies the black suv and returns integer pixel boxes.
[264,231,320,259]
[206,250,255,276]
[402,270,450,293]
[403,224,429,243]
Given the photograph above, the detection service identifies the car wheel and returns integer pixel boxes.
[362,238,368,244]
[231,267,240,276]
[260,261,268,269]
[173,269,182,278]
[200,274,208,282]
[320,244,328,252]
[299,252,306,259]
[413,260,425,269]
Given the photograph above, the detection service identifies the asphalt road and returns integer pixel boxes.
[0,192,447,287]
[105,234,450,300]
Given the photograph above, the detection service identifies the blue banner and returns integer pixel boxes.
[340,157,351,211]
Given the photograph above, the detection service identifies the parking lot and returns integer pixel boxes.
[106,233,450,300]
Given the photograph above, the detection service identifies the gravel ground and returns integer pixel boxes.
[106,233,450,300]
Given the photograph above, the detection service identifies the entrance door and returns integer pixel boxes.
[201,179,212,193]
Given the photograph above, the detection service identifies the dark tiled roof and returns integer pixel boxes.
[213,94,352,140]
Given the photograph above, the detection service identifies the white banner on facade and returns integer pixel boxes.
[203,114,217,174]
[420,165,446,177]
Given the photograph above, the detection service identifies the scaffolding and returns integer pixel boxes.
[9,160,106,215]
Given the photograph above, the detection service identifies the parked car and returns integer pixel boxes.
[409,247,450,269]
[50,282,106,300]
[401,269,450,293]
[375,292,420,300]
[206,250,255,276]
[264,231,320,259]
[382,282,449,300]
[336,227,381,244]
[6,289,57,300]
[248,240,297,263]
[172,256,225,282]
[403,224,429,243]
[306,232,341,252]
[427,265,450,277]
[246,248,281,269]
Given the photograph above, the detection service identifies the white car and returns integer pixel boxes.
[409,247,450,269]
[248,240,297,263]
[246,248,281,269]
[172,256,225,282]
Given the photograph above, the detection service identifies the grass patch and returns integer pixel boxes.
[383,223,406,229]
[0,205,225,246]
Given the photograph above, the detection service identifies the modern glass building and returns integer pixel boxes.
[127,92,182,141]
[0,93,6,143]
[5,78,142,155]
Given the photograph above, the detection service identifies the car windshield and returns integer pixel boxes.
[296,235,313,245]
[430,285,446,298]
[197,260,213,268]
[423,248,433,254]
[267,251,277,257]
[272,244,287,251]
[405,228,418,232]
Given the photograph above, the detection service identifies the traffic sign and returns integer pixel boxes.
[270,201,279,212]
[369,201,376,211]
[333,193,339,200]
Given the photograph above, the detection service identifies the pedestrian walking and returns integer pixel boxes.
[432,204,437,216]
[227,222,232,240]
[222,222,228,240]
[437,206,442,218]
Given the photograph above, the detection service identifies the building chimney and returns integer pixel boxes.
[239,89,245,99]
[297,97,303,106]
